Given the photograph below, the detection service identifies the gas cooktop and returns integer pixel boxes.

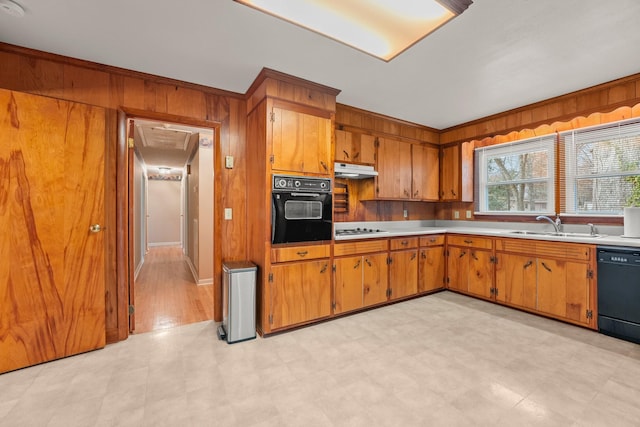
[335,228,389,236]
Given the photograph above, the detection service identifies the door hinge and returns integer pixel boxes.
[586,309,593,319]
[332,302,336,310]
[270,111,275,122]
[490,256,498,264]
[493,288,499,296]
[386,288,392,297]
[269,154,275,164]
[587,269,594,279]
[127,137,134,149]
[268,273,273,283]
[446,277,450,284]
[269,314,273,324]
[387,257,392,265]
[129,304,135,315]
[332,264,336,272]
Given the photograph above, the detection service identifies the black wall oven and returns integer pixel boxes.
[271,174,332,244]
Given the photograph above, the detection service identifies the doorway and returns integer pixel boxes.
[128,117,217,334]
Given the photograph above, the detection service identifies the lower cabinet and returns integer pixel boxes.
[389,238,419,300]
[334,253,388,314]
[333,239,388,315]
[269,244,331,331]
[418,235,446,293]
[446,235,494,299]
[495,238,595,328]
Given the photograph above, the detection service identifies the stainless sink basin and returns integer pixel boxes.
[506,230,605,238]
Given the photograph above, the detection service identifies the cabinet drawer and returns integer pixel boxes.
[334,239,388,257]
[447,235,493,249]
[390,237,419,251]
[271,244,330,263]
[419,235,445,247]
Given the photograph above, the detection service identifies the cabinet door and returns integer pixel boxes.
[412,144,440,201]
[376,137,412,199]
[363,253,389,307]
[495,253,536,309]
[440,144,460,201]
[418,246,445,292]
[334,256,363,314]
[389,249,418,300]
[302,113,332,174]
[359,135,376,165]
[537,258,590,324]
[335,129,352,163]
[446,246,468,292]
[270,260,331,330]
[271,108,331,174]
[467,249,494,299]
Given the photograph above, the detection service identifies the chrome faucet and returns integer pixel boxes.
[588,223,597,236]
[536,215,561,233]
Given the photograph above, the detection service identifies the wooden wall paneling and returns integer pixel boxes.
[123,76,146,110]
[63,64,110,107]
[104,109,119,343]
[114,110,129,341]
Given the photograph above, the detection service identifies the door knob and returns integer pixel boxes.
[89,224,103,233]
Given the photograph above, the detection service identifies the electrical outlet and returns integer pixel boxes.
[403,209,408,218]
[466,210,472,219]
[225,156,234,169]
[453,210,460,219]
[224,208,232,220]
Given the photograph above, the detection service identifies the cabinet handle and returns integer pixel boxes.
[410,253,417,261]
[464,240,473,244]
[471,252,479,261]
[429,238,436,243]
[541,262,552,272]
[342,150,350,159]
[320,263,328,274]
[523,260,533,269]
[401,240,408,246]
[364,258,372,267]
[451,189,457,196]
[459,251,467,258]
[320,161,328,171]
[421,251,426,259]
[353,152,360,159]
[354,259,361,269]
[404,189,410,196]
[297,251,308,257]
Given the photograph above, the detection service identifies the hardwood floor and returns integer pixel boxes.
[133,245,214,334]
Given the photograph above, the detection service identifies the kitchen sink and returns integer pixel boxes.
[506,230,605,238]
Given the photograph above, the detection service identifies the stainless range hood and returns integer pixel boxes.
[334,162,378,179]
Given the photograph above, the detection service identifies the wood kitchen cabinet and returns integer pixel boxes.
[440,141,474,202]
[411,144,440,201]
[373,137,439,201]
[335,130,376,165]
[376,137,413,199]
[495,238,595,328]
[333,239,388,314]
[269,258,331,330]
[418,235,446,293]
[271,107,332,175]
[446,235,494,299]
[389,237,419,300]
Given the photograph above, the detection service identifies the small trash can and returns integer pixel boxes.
[218,261,257,343]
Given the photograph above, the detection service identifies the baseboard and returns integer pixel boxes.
[148,241,181,247]
[184,255,213,285]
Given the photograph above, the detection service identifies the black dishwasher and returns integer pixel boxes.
[597,246,640,344]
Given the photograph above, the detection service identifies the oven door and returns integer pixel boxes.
[272,192,332,244]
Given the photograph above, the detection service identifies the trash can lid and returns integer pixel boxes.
[223,261,257,272]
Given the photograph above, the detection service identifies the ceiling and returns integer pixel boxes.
[2,1,640,129]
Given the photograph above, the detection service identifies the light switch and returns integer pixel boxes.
[453,210,460,219]
[225,156,234,169]
[466,210,472,219]
[224,208,232,220]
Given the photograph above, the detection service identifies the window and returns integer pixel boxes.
[475,136,556,214]
[560,119,640,215]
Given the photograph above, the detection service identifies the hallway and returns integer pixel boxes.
[133,246,214,334]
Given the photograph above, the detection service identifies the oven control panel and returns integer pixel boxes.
[272,174,332,192]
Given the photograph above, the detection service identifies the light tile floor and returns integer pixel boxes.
[2,292,640,426]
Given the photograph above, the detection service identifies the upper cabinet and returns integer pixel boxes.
[440,141,474,202]
[335,129,376,165]
[411,143,439,201]
[271,107,332,175]
[373,137,439,201]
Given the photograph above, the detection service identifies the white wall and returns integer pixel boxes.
[133,151,146,278]
[147,179,182,246]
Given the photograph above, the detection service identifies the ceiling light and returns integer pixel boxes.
[158,167,171,174]
[235,0,472,61]
[0,0,24,17]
